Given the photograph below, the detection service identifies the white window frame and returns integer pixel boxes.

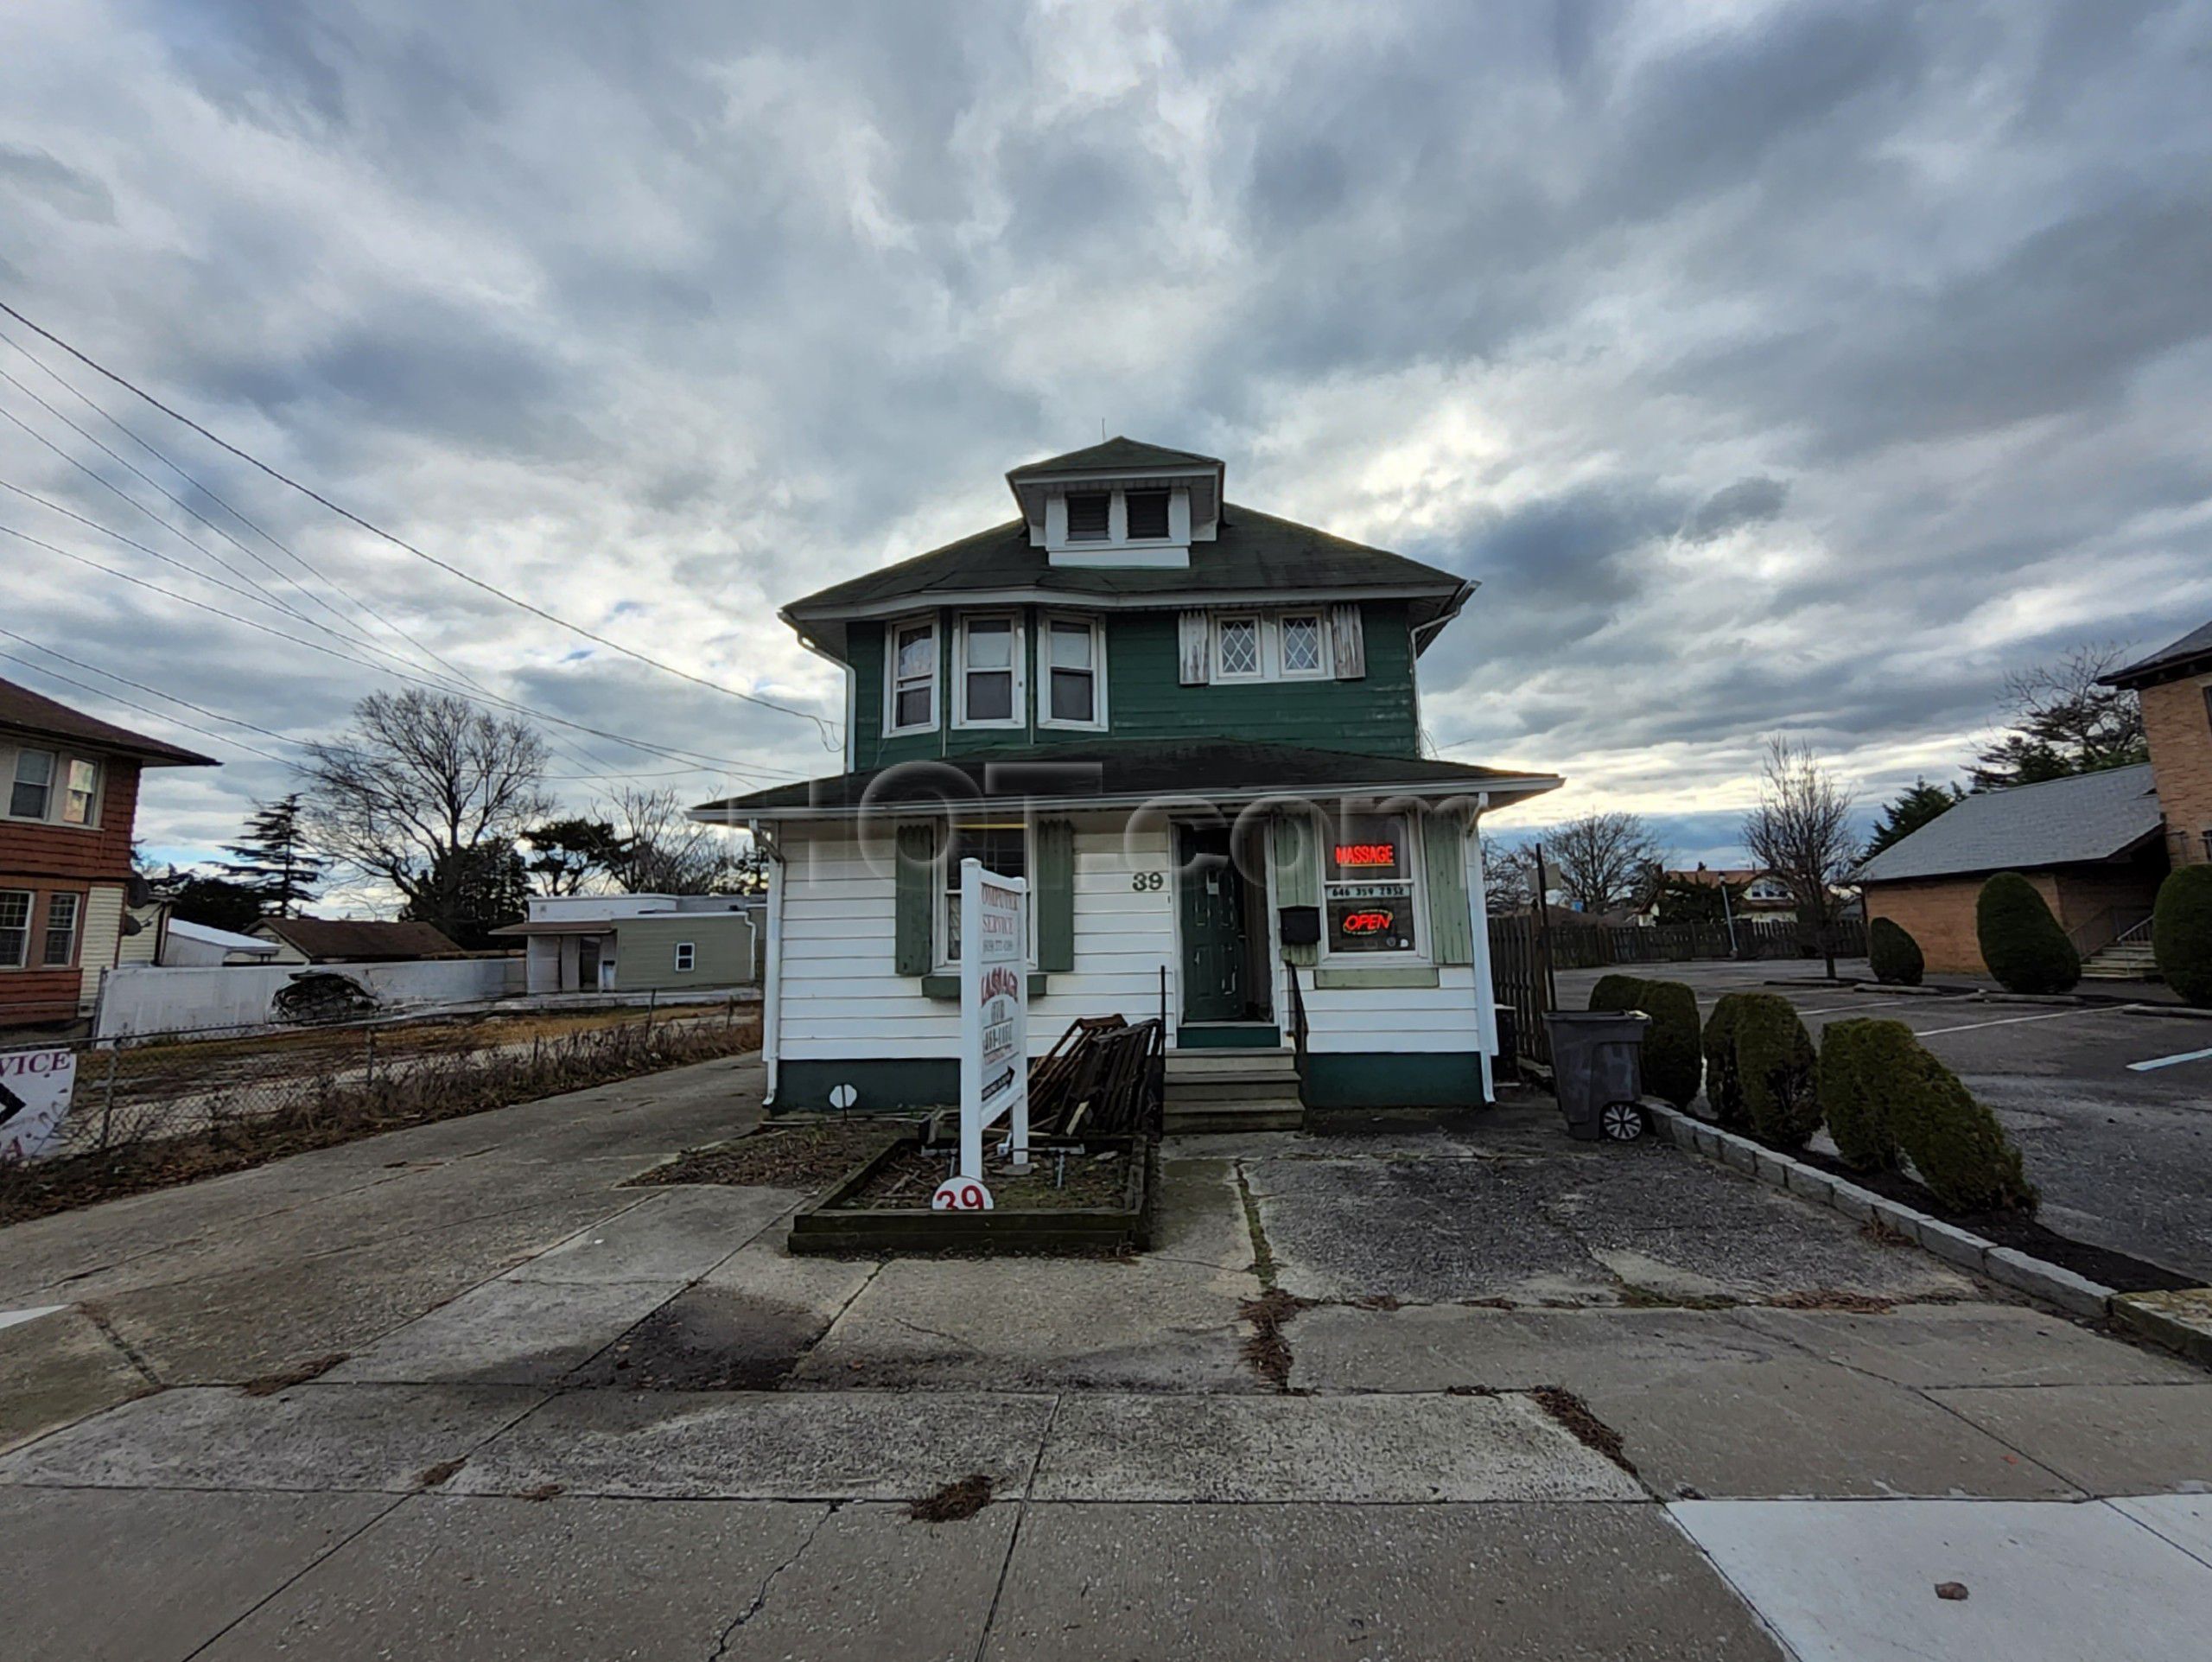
[0,888,31,968]
[673,940,696,973]
[1318,811,1429,963]
[884,614,939,736]
[1278,612,1331,680]
[953,612,1026,729]
[1213,614,1263,682]
[7,747,56,822]
[1038,613,1108,731]
[41,890,81,968]
[937,820,1033,968]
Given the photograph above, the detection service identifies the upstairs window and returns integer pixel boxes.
[1325,814,1419,956]
[1065,493,1110,541]
[1281,614,1326,678]
[62,759,98,825]
[41,892,80,967]
[1216,616,1261,679]
[1042,616,1105,728]
[887,618,938,734]
[957,614,1021,726]
[0,889,28,967]
[10,749,54,819]
[1125,489,1171,539]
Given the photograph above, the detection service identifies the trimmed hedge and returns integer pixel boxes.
[1976,871,2080,993]
[2153,865,2212,1008]
[1816,1018,1906,1172]
[1732,992,1821,1150]
[1586,975,1702,1110]
[1701,993,1750,1130]
[1890,1043,2037,1213]
[1867,917,1925,987]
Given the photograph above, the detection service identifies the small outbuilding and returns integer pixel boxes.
[247,917,467,965]
[493,895,761,995]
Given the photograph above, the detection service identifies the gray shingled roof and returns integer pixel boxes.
[1855,763,2163,882]
[2104,620,2212,689]
[0,674,217,766]
[1006,436,1219,477]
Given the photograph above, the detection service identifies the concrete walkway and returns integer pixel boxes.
[6,1054,2212,1658]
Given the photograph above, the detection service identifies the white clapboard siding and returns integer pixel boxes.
[778,818,1174,1061]
[1299,965,1486,1054]
[77,882,126,1012]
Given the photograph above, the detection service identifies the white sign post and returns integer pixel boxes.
[0,1047,77,1164]
[938,857,1028,1211]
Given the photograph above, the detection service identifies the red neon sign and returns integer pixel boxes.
[1332,843,1397,869]
[1339,909,1394,935]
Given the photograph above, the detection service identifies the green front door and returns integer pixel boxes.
[1179,825,1247,1022]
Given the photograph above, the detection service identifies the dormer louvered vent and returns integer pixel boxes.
[1065,493,1110,541]
[1125,489,1170,539]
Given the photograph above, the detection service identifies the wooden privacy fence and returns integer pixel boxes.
[1544,915,1866,971]
[1487,912,1555,1068]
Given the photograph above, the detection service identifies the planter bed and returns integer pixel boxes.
[788,1127,1155,1256]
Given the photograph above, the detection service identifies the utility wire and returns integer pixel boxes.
[0,647,293,767]
[0,297,840,746]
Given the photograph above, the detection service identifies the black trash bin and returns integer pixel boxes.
[1541,1009,1651,1142]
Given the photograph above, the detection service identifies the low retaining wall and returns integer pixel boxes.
[94,958,526,1039]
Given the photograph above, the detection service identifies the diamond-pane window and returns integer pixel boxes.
[1281,615,1323,675]
[1217,618,1259,678]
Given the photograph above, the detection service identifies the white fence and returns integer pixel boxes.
[93,958,526,1040]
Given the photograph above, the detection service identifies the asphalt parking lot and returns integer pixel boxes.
[1559,960,2212,1282]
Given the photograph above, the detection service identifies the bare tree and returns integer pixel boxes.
[297,691,552,944]
[1544,812,1667,915]
[1971,642,2148,789]
[1741,735,1859,979]
[1480,834,1541,914]
[605,786,743,894]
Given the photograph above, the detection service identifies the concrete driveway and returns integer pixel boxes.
[1560,960,2212,1280]
[7,1048,2212,1659]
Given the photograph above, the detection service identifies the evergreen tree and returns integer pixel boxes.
[219,794,325,917]
[402,842,533,949]
[1863,777,1964,860]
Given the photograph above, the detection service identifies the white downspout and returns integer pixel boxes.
[1465,793,1497,1104]
[753,816,785,1106]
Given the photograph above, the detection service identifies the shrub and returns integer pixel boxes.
[1701,993,1750,1129]
[1731,992,1821,1150]
[1976,871,2080,993]
[1866,917,1925,987]
[1586,975,1701,1110]
[2153,865,2212,1008]
[1588,974,1645,1016]
[1889,1044,2037,1213]
[1817,1019,1906,1172]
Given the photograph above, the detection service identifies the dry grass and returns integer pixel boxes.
[1239,1289,1316,1390]
[909,1474,995,1522]
[1529,1386,1639,1478]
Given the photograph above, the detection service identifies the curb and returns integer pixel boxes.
[2108,1290,2212,1368]
[1639,1100,2116,1320]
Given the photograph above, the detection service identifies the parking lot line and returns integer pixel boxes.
[1796,999,1905,1016]
[1914,1008,2120,1038]
[2128,1046,2212,1074]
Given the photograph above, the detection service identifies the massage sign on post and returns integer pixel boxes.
[940,857,1030,1211]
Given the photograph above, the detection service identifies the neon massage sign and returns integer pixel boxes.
[1332,842,1398,869]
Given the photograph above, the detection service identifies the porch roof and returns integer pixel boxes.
[690,740,1561,822]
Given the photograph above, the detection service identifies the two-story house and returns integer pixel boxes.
[695,439,1560,1120]
[2,676,215,1028]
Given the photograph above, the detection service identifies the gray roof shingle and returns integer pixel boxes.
[1855,763,2163,882]
[1007,436,1219,477]
[0,674,217,766]
[2104,620,2212,689]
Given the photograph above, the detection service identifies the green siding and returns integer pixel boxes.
[893,822,935,976]
[1302,1051,1490,1108]
[1270,812,1320,968]
[611,915,754,990]
[779,1057,959,1111]
[1034,818,1075,971]
[848,602,1421,767]
[1421,811,1475,966]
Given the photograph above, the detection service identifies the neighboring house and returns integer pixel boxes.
[247,917,467,964]
[1858,615,2212,977]
[1857,764,2166,974]
[1,676,215,1028]
[493,894,760,994]
[693,437,1561,1114]
[2101,619,2212,870]
[1635,866,1794,927]
[118,906,282,968]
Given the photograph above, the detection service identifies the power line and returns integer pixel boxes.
[0,297,840,746]
[0,647,292,767]
[2,518,798,780]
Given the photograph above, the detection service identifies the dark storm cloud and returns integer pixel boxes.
[2,0,2209,879]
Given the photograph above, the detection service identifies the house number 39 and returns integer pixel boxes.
[1130,871,1165,891]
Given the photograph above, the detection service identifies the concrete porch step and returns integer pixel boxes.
[1166,1077,1309,1105]
[1163,1102,1306,1134]
[1166,1049,1297,1076]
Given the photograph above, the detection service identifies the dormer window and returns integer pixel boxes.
[1065,494,1110,541]
[887,617,938,734]
[1125,489,1171,540]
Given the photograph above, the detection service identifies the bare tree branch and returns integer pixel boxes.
[1741,735,1858,978]
[1543,812,1669,914]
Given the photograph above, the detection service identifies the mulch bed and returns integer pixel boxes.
[627,1121,900,1191]
[1795,1147,2196,1294]
[843,1145,1131,1211]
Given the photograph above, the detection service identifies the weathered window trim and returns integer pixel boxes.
[1037,613,1108,731]
[1213,614,1263,682]
[884,614,940,736]
[1278,612,1331,680]
[952,612,1026,730]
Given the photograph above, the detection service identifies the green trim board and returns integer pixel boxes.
[920,972,1051,1000]
[776,1058,959,1111]
[1313,965,1440,990]
[1175,1024,1282,1049]
[1300,1051,1489,1107]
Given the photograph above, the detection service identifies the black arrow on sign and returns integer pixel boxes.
[0,1079,24,1130]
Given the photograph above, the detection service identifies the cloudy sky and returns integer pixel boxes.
[4,0,2210,890]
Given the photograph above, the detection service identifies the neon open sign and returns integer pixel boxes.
[1339,909,1395,934]
[1332,843,1397,868]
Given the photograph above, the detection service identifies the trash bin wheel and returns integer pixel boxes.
[1599,1101,1646,1142]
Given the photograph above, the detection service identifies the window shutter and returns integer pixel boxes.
[1270,812,1319,968]
[894,822,935,976]
[1178,610,1211,685]
[1421,811,1474,966]
[1035,818,1075,973]
[1330,602,1365,679]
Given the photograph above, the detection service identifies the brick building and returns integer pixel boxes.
[1858,616,2212,977]
[2,677,215,1028]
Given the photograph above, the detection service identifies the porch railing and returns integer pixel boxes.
[2067,906,2155,959]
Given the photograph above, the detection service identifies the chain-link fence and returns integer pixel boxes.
[0,997,760,1224]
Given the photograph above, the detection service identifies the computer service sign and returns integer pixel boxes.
[0,1047,77,1164]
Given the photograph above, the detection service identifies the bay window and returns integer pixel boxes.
[957,614,1021,726]
[1042,616,1104,728]
[1324,813,1420,955]
[887,618,938,734]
